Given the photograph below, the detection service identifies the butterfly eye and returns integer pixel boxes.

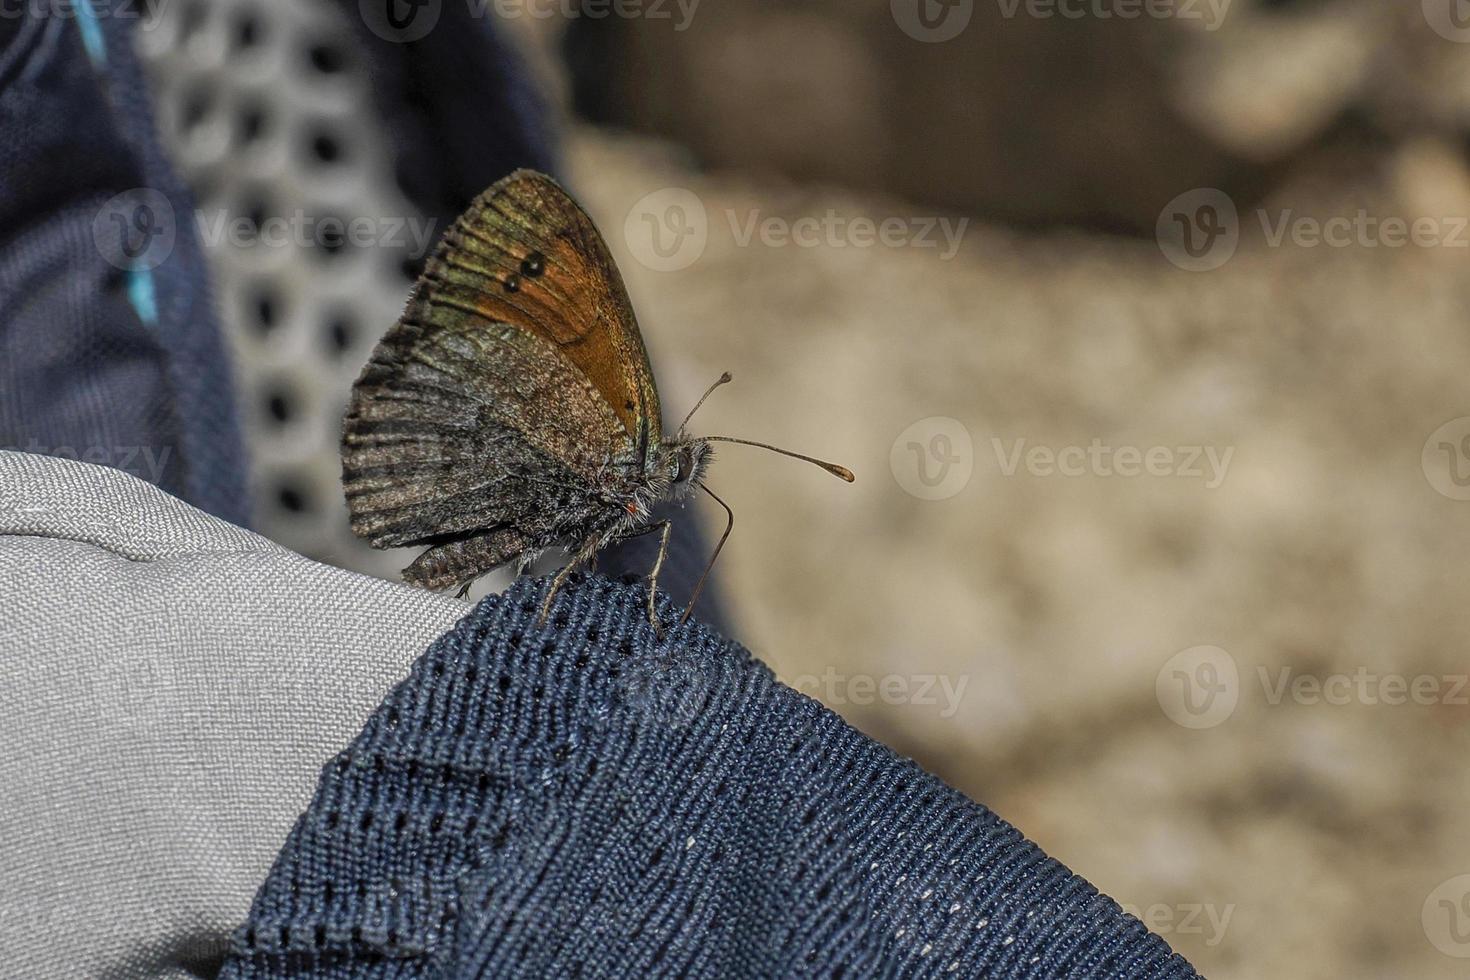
[669,457,685,484]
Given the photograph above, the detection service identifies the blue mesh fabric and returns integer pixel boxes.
[223,575,1202,980]
[0,8,251,525]
[0,1,558,530]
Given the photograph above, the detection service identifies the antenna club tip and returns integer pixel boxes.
[704,435,852,483]
[719,371,733,383]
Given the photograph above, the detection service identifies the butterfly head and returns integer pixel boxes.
[660,371,855,501]
[653,437,713,502]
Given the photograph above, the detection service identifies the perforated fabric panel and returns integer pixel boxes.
[133,0,512,592]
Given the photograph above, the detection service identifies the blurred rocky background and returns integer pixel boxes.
[142,0,1470,976]
[517,1,1470,976]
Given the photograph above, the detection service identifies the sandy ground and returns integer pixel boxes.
[560,127,1470,979]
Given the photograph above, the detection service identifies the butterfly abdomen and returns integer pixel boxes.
[402,527,530,591]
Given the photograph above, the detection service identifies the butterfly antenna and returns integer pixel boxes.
[682,483,734,623]
[677,371,734,436]
[705,436,855,482]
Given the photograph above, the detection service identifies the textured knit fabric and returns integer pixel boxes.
[0,450,468,979]
[0,450,1202,979]
[0,8,252,525]
[221,585,1203,979]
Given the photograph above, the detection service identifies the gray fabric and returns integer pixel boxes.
[0,450,468,979]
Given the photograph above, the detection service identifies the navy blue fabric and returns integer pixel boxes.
[0,3,559,530]
[223,575,1202,979]
[325,0,559,225]
[0,7,724,623]
[0,7,252,525]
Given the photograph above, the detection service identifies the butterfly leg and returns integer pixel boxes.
[538,535,604,625]
[606,519,670,550]
[643,520,674,633]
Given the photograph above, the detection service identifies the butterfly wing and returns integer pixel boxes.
[342,170,656,556]
[432,169,661,455]
[342,315,629,549]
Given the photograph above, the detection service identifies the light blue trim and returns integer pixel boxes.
[76,0,107,66]
[126,267,159,326]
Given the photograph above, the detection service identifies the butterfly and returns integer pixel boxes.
[341,169,853,627]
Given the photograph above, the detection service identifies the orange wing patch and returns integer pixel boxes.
[424,171,661,452]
